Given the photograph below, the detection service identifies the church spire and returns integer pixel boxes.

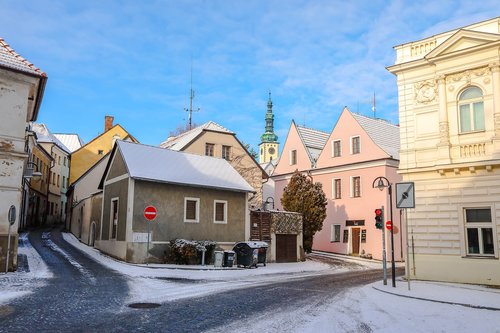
[261,90,278,143]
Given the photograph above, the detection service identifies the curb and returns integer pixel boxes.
[372,285,500,311]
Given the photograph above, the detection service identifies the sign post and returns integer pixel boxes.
[5,205,16,273]
[143,205,157,266]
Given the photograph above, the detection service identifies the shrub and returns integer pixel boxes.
[165,239,217,265]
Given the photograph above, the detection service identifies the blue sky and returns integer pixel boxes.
[2,1,499,151]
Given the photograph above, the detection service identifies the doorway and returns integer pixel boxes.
[351,228,360,255]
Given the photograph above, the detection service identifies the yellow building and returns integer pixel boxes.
[27,143,53,227]
[388,17,500,285]
[69,116,138,184]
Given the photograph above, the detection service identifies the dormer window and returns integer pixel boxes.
[459,86,484,133]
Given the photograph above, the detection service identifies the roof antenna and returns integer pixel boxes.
[184,61,200,130]
[372,92,376,119]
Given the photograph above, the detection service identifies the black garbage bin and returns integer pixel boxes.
[223,250,235,267]
[255,242,269,266]
[233,242,259,268]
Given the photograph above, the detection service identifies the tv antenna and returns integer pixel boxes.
[184,65,200,130]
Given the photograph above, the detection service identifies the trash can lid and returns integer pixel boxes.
[234,241,268,248]
[224,250,235,254]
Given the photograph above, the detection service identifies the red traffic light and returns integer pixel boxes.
[375,209,382,216]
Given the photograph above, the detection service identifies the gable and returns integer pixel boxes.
[316,109,390,169]
[106,147,129,181]
[426,29,500,59]
[274,121,313,175]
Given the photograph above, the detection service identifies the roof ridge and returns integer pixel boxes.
[296,124,330,134]
[0,38,46,76]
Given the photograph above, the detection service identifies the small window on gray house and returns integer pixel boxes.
[184,197,200,223]
[214,200,227,224]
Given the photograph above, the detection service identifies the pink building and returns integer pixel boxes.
[273,108,403,261]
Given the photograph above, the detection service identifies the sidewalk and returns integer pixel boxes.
[373,278,500,311]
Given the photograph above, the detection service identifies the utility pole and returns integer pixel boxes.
[184,66,200,130]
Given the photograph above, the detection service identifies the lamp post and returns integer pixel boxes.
[264,197,274,210]
[373,176,396,288]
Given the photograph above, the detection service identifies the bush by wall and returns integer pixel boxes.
[165,239,217,265]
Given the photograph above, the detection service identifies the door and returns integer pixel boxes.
[276,234,297,262]
[89,222,96,247]
[351,228,360,255]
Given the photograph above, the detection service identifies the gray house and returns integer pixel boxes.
[97,140,254,263]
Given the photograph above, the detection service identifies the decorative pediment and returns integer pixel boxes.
[425,29,500,59]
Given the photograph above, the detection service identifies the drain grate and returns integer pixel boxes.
[128,302,161,309]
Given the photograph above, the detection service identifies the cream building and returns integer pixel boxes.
[387,17,500,285]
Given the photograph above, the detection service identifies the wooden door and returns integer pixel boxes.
[352,228,360,255]
[276,234,297,262]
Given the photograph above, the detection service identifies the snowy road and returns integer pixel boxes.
[0,228,390,332]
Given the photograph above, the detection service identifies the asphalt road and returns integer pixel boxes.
[1,228,400,333]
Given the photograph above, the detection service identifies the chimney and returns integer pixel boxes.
[105,115,114,132]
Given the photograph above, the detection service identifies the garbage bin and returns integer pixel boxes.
[214,251,224,268]
[233,241,268,268]
[255,242,269,266]
[223,250,235,267]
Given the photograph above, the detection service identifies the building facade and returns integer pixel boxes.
[387,17,500,285]
[0,38,46,271]
[273,110,402,260]
[97,141,253,263]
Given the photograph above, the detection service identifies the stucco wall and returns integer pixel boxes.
[132,180,247,243]
[101,178,128,241]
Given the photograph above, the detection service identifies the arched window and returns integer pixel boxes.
[458,86,484,133]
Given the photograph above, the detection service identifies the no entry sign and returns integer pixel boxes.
[386,221,392,230]
[144,205,157,221]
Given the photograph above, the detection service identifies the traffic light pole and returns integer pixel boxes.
[388,185,396,288]
[381,206,387,286]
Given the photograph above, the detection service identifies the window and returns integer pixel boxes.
[58,156,61,165]
[331,224,341,242]
[205,143,214,157]
[351,136,360,154]
[290,150,297,165]
[351,176,361,198]
[332,140,341,157]
[52,172,56,185]
[184,197,200,223]
[464,208,494,256]
[57,174,60,187]
[111,198,118,239]
[459,86,485,133]
[64,157,67,166]
[98,150,104,155]
[332,178,341,199]
[63,176,66,189]
[214,200,227,224]
[222,145,231,160]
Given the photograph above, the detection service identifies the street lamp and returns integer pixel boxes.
[264,197,274,210]
[373,176,396,288]
[24,162,42,180]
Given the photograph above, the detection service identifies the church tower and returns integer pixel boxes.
[259,91,279,164]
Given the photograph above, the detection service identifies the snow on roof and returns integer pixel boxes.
[159,121,234,150]
[351,113,400,160]
[296,125,330,163]
[53,134,84,153]
[117,140,254,193]
[0,38,46,77]
[32,123,71,154]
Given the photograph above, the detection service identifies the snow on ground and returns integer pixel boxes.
[211,280,500,333]
[0,233,52,305]
[62,232,366,304]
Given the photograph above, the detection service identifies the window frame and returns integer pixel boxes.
[213,200,228,224]
[350,176,361,198]
[458,86,485,134]
[350,136,361,155]
[332,139,342,157]
[332,178,341,199]
[205,143,215,157]
[330,224,341,243]
[290,149,297,165]
[222,145,231,160]
[110,198,119,239]
[462,206,497,257]
[184,197,200,223]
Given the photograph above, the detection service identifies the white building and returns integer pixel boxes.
[0,38,47,271]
